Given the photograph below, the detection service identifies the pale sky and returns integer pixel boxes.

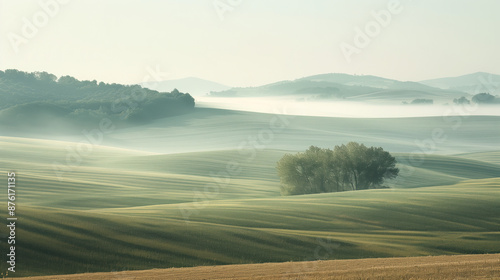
[1,0,499,87]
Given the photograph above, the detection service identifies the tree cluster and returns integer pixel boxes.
[453,96,470,105]
[471,92,498,104]
[454,93,499,105]
[0,69,195,127]
[277,142,399,195]
[411,99,433,105]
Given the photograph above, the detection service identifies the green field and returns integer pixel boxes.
[0,109,499,277]
[98,108,500,154]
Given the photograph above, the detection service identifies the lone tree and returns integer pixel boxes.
[277,142,399,195]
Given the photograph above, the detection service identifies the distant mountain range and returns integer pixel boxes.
[206,72,500,104]
[420,72,500,94]
[140,77,230,96]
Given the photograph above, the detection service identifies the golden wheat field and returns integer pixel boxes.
[11,254,500,280]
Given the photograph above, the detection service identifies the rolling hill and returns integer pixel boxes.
[209,73,468,103]
[3,107,497,156]
[0,70,195,132]
[2,170,500,277]
[100,108,500,154]
[0,81,498,277]
[420,72,500,94]
[2,135,499,210]
[0,133,499,277]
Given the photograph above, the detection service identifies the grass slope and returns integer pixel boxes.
[2,108,499,154]
[1,136,499,208]
[457,151,500,164]
[0,136,499,276]
[101,108,500,154]
[2,178,499,276]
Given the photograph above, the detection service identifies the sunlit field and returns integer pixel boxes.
[1,107,499,277]
[14,254,500,280]
[1,1,500,277]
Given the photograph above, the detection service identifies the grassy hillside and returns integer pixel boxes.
[0,136,499,276]
[2,177,499,276]
[457,151,500,164]
[94,108,500,154]
[391,153,500,188]
[1,136,499,208]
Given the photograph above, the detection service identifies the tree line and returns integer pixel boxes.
[0,69,195,127]
[403,93,500,105]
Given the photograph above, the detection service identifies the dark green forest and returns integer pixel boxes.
[0,69,195,129]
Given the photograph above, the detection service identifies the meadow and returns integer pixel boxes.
[0,107,499,277]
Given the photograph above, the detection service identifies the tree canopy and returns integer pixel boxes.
[472,92,498,104]
[453,96,470,105]
[410,98,433,105]
[277,142,399,195]
[0,69,195,128]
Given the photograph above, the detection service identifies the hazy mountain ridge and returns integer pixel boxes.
[210,73,496,103]
[420,72,500,94]
[140,77,231,96]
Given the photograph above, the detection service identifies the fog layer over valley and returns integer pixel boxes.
[1,70,498,156]
[196,96,500,118]
[2,107,497,157]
